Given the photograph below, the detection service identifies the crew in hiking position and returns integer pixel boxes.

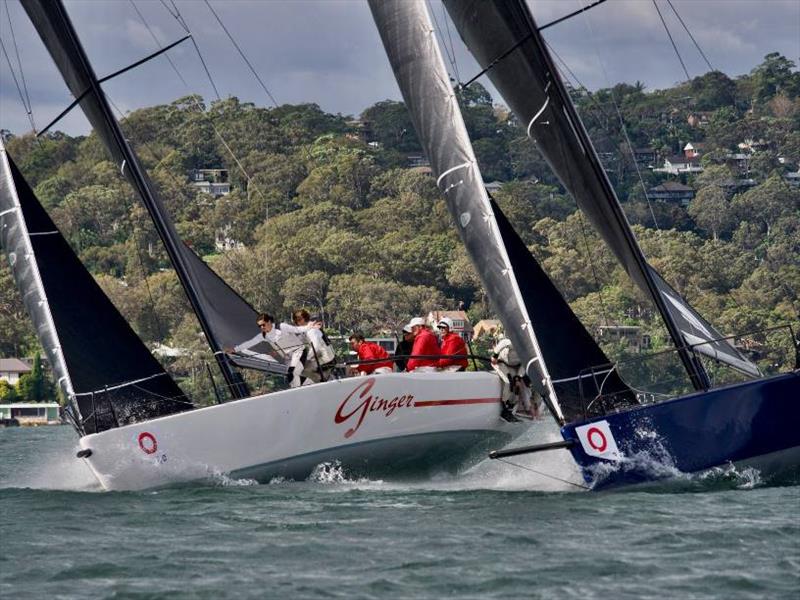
[491,336,538,419]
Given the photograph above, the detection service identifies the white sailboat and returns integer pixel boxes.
[1,0,538,491]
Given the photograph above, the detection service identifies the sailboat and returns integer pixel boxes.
[0,0,532,491]
[423,0,799,488]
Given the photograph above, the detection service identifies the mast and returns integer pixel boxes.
[443,0,759,386]
[23,0,250,398]
[368,0,562,420]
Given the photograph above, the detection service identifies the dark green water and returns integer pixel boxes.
[1,426,798,599]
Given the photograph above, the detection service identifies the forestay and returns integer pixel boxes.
[442,0,759,380]
[0,141,189,434]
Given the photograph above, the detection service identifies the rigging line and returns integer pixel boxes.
[577,209,611,327]
[129,0,190,88]
[189,35,221,101]
[3,1,33,119]
[104,94,168,343]
[460,32,533,91]
[651,0,690,82]
[203,0,279,107]
[441,2,461,84]
[538,0,609,32]
[426,0,460,84]
[0,35,37,134]
[494,457,591,490]
[665,0,714,73]
[575,0,660,230]
[138,0,267,209]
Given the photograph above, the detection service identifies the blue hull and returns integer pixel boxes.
[561,372,800,489]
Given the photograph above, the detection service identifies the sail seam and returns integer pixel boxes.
[29,230,58,236]
[73,372,172,397]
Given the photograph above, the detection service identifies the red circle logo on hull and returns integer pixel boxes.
[138,432,158,455]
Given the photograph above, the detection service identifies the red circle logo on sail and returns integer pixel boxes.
[138,432,158,455]
[586,426,607,452]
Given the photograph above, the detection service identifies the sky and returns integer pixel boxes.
[1,0,799,137]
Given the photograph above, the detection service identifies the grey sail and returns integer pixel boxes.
[442,0,759,380]
[22,0,258,397]
[368,0,562,417]
[0,140,190,435]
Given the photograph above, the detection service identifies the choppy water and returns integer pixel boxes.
[1,426,798,599]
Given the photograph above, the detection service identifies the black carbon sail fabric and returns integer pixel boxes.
[0,144,189,434]
[442,0,758,379]
[23,0,256,395]
[491,198,638,422]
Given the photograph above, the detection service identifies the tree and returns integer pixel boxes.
[750,53,800,103]
[360,100,421,153]
[0,380,18,404]
[688,186,736,240]
[16,352,48,402]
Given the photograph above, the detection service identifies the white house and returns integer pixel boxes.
[0,358,31,385]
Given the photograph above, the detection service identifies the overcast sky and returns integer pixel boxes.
[1,0,798,137]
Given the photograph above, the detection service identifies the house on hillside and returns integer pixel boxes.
[597,325,651,353]
[647,181,695,206]
[426,310,472,341]
[633,147,657,166]
[654,155,703,175]
[784,169,800,187]
[189,168,230,198]
[683,142,705,158]
[0,358,31,385]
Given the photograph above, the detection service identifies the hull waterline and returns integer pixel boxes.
[561,372,800,489]
[78,372,526,491]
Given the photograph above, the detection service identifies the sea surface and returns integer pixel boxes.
[1,425,798,600]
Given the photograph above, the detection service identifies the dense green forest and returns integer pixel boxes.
[1,53,798,402]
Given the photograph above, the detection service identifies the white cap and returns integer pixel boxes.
[437,317,454,330]
[402,324,413,333]
[407,317,426,329]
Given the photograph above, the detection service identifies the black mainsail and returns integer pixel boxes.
[369,0,636,423]
[23,0,261,398]
[441,0,760,384]
[0,141,189,434]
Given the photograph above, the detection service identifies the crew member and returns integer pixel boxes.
[406,317,440,372]
[436,317,468,372]
[349,332,393,375]
[491,336,539,418]
[394,324,414,372]
[290,309,336,384]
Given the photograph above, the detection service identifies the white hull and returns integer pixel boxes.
[78,372,527,491]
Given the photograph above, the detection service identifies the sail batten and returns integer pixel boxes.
[442,0,759,383]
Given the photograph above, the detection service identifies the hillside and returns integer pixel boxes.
[1,53,798,401]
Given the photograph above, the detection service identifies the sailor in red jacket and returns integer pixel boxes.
[406,317,440,372]
[349,332,394,375]
[436,317,468,371]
